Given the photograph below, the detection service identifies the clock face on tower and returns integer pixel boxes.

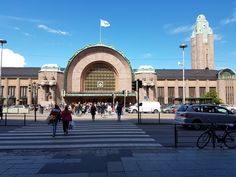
[202,24,206,29]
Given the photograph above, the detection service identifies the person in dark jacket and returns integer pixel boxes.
[90,103,97,121]
[61,105,72,135]
[49,104,61,137]
[116,103,123,121]
[0,104,2,120]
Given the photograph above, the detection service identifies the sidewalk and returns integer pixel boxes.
[0,147,235,177]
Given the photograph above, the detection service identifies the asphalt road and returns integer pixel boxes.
[0,111,227,149]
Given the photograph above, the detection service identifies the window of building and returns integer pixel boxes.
[209,87,216,92]
[226,86,234,105]
[0,86,3,97]
[19,86,28,105]
[189,87,196,98]
[84,64,115,92]
[199,87,206,97]
[8,86,16,97]
[20,86,28,98]
[178,87,183,98]
[157,87,164,105]
[168,87,175,104]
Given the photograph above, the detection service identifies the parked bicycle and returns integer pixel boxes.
[197,123,236,149]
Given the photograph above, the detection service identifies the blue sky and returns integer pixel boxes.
[0,0,236,71]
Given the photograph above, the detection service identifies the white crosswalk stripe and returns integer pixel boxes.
[0,121,162,149]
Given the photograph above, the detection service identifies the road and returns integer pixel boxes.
[0,111,215,149]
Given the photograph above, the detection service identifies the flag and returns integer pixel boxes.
[100,19,110,27]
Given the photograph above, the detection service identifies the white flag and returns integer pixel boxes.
[100,19,110,27]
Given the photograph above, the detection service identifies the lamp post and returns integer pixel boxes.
[179,43,187,104]
[28,82,40,122]
[0,39,7,105]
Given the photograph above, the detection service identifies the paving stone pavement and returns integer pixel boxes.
[0,148,236,177]
[1,113,236,176]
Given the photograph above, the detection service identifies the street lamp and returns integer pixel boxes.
[179,43,187,104]
[28,82,40,122]
[0,39,7,105]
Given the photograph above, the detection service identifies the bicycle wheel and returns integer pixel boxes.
[197,131,211,149]
[224,131,236,149]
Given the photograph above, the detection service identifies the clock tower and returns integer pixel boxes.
[191,14,214,70]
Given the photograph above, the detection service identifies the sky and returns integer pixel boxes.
[0,0,236,71]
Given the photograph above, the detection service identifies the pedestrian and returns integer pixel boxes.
[61,105,72,135]
[90,103,97,121]
[48,104,61,137]
[0,104,2,120]
[107,103,112,115]
[116,103,123,121]
[101,102,106,118]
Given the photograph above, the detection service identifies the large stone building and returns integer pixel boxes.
[1,14,236,107]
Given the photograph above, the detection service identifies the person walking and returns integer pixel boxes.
[61,105,72,135]
[116,103,123,121]
[107,103,112,115]
[100,102,106,118]
[49,104,61,137]
[90,103,97,121]
[0,104,2,120]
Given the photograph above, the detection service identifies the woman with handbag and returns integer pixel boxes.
[61,105,72,135]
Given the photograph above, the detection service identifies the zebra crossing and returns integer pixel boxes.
[0,120,162,150]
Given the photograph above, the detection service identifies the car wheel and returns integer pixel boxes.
[132,110,138,113]
[153,109,159,113]
[191,120,202,130]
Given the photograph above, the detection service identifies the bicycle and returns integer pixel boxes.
[197,123,236,149]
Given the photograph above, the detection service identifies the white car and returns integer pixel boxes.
[128,101,161,113]
[3,105,29,114]
[175,104,236,129]
[220,104,236,113]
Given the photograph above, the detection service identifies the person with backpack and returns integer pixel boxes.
[61,105,72,135]
[49,104,61,137]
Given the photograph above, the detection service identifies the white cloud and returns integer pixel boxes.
[1,49,26,67]
[13,27,20,30]
[171,25,193,34]
[164,24,193,34]
[38,24,69,36]
[24,33,30,36]
[0,15,42,23]
[143,53,152,59]
[214,34,223,41]
[221,8,236,25]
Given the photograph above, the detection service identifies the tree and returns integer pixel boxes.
[202,90,223,105]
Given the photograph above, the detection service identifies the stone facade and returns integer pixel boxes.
[1,59,236,107]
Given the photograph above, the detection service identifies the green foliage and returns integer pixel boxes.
[202,90,223,105]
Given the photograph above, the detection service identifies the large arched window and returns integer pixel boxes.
[84,63,116,92]
[218,68,236,80]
